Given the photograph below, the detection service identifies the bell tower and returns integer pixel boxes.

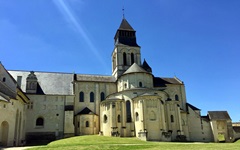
[112,18,141,78]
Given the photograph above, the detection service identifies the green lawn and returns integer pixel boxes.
[28,135,240,150]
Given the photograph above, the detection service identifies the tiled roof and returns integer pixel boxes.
[208,111,231,120]
[9,71,74,95]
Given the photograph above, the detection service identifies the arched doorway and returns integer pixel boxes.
[1,121,9,146]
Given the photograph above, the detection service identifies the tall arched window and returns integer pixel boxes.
[90,92,94,102]
[123,52,127,65]
[135,112,139,121]
[86,121,89,127]
[150,111,156,121]
[36,117,44,126]
[139,82,142,87]
[175,94,179,101]
[2,77,6,82]
[103,115,108,123]
[117,115,121,123]
[100,92,105,101]
[131,53,134,64]
[79,92,84,102]
[126,101,132,122]
[171,115,174,123]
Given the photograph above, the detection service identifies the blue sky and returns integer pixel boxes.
[0,0,239,122]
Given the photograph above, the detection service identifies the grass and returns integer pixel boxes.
[28,135,240,150]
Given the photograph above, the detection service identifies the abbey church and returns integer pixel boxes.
[1,17,239,146]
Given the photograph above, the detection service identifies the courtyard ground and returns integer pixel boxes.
[2,136,240,150]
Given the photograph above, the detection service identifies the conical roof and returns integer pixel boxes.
[123,63,148,75]
[142,59,152,73]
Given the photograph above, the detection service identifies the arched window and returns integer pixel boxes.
[103,115,108,123]
[123,52,127,65]
[171,115,174,123]
[86,121,89,127]
[117,115,121,123]
[126,101,132,122]
[2,77,6,82]
[36,117,44,126]
[101,92,105,101]
[139,82,142,87]
[150,111,156,121]
[90,92,94,102]
[135,112,139,121]
[124,83,127,89]
[1,121,9,146]
[131,53,134,64]
[175,94,179,101]
[79,92,84,102]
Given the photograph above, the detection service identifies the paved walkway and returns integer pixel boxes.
[1,146,33,150]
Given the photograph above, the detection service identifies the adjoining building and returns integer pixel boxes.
[0,63,29,146]
[1,17,238,146]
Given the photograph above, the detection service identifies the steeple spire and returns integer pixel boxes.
[114,18,139,47]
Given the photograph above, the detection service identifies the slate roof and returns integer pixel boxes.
[208,111,231,121]
[0,93,10,102]
[201,116,210,122]
[141,59,152,73]
[153,77,183,87]
[9,70,74,95]
[123,63,149,75]
[76,107,95,115]
[233,126,240,133]
[0,81,16,99]
[119,18,135,31]
[114,18,139,47]
[75,74,116,82]
[187,103,200,111]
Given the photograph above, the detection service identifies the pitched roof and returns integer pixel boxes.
[0,93,10,102]
[0,81,16,99]
[208,111,231,121]
[123,63,149,75]
[153,77,183,87]
[119,18,135,31]
[75,74,116,82]
[76,107,95,115]
[187,103,200,111]
[9,70,74,95]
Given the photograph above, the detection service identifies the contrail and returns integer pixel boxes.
[53,0,108,73]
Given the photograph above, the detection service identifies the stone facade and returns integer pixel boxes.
[1,17,237,146]
[0,63,29,147]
